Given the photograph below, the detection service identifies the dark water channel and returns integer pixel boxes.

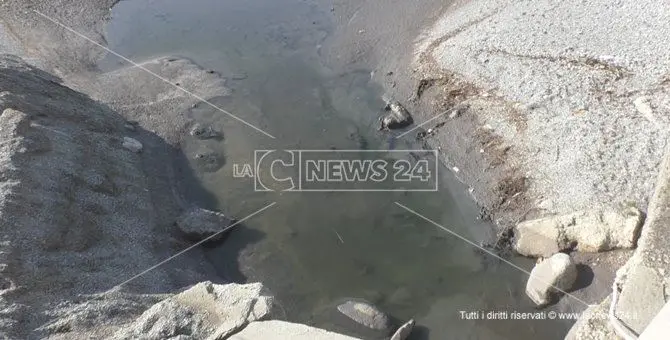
[101,0,574,338]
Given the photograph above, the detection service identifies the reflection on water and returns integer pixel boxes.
[103,0,573,338]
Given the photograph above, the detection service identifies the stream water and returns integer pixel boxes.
[101,0,574,338]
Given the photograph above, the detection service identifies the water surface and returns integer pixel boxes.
[102,1,574,338]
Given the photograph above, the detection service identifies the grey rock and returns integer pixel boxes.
[336,300,391,332]
[194,151,224,172]
[514,206,644,258]
[230,73,248,80]
[391,319,415,340]
[525,253,578,306]
[116,281,273,340]
[176,207,236,243]
[122,136,143,153]
[230,320,361,340]
[189,123,221,140]
[379,99,413,130]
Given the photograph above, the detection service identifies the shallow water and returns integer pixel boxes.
[102,0,574,338]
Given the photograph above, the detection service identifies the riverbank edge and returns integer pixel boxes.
[0,1,376,339]
[406,0,670,339]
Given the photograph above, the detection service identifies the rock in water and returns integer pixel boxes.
[379,98,413,130]
[115,282,273,339]
[513,206,644,257]
[176,206,236,243]
[391,319,416,340]
[189,123,222,140]
[122,136,143,153]
[194,150,225,172]
[336,300,392,332]
[525,253,578,306]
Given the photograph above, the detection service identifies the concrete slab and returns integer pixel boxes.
[639,300,670,339]
[614,145,670,334]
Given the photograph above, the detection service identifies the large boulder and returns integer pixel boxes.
[514,206,644,257]
[229,320,361,340]
[176,207,236,243]
[115,282,273,340]
[336,300,392,333]
[526,253,578,306]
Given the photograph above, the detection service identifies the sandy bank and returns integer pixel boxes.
[413,0,670,223]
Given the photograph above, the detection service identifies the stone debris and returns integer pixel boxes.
[115,281,273,340]
[379,98,413,130]
[176,207,236,243]
[513,206,644,258]
[336,300,392,333]
[194,150,225,172]
[189,123,222,140]
[525,253,578,306]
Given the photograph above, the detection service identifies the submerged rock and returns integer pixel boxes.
[122,136,143,153]
[189,123,222,140]
[525,253,577,306]
[176,207,236,243]
[115,282,273,340]
[336,300,391,333]
[194,150,224,172]
[513,206,644,257]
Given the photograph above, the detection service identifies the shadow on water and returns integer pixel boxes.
[202,226,266,283]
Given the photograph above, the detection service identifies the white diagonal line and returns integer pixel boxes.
[33,10,276,139]
[114,202,277,288]
[394,201,591,307]
[395,110,448,139]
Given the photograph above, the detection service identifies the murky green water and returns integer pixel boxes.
[102,0,574,338]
